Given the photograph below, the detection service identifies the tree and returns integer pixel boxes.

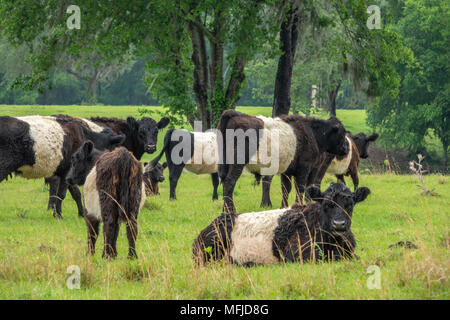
[272,0,303,116]
[0,1,283,129]
[367,0,449,169]
[272,0,409,116]
[62,52,133,103]
[147,0,283,128]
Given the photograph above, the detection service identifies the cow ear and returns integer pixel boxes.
[83,141,94,156]
[110,134,125,147]
[367,133,379,142]
[157,117,170,129]
[127,117,139,131]
[353,187,371,203]
[162,162,168,169]
[306,186,323,202]
[331,125,340,133]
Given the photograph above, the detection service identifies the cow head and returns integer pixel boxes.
[306,183,370,236]
[144,161,167,183]
[143,161,167,195]
[66,141,99,186]
[0,116,34,182]
[127,116,170,154]
[319,117,348,156]
[82,126,125,152]
[351,132,379,159]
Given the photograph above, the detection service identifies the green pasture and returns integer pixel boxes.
[0,105,447,299]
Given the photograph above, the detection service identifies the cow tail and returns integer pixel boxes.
[117,149,142,220]
[217,110,241,181]
[150,128,174,167]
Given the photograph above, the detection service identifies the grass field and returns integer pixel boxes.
[0,105,448,299]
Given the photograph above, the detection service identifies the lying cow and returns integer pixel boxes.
[46,115,170,217]
[66,143,146,259]
[143,161,167,195]
[314,132,379,190]
[0,115,125,218]
[150,129,220,200]
[217,110,348,213]
[193,183,370,266]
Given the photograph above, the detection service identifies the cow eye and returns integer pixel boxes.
[324,201,333,209]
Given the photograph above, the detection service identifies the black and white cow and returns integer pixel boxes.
[46,115,170,217]
[217,110,348,213]
[0,115,125,218]
[193,183,371,266]
[66,143,146,259]
[150,128,220,200]
[314,132,379,190]
[256,132,379,205]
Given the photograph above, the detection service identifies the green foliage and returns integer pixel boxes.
[0,0,283,127]
[247,0,410,115]
[367,0,449,167]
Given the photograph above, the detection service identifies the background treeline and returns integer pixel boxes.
[0,55,159,106]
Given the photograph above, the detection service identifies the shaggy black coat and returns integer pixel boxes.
[67,145,144,259]
[192,213,236,266]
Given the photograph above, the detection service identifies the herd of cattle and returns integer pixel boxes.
[0,110,378,264]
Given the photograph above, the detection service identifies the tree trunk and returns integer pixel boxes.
[272,1,300,117]
[186,8,249,128]
[327,81,341,117]
[187,20,211,130]
[89,78,98,103]
[209,10,225,125]
[225,56,246,109]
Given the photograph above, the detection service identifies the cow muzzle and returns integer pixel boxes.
[145,144,157,153]
[332,220,347,233]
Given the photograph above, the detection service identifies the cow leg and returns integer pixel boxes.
[102,217,119,259]
[211,173,219,201]
[294,167,310,204]
[168,163,184,200]
[349,169,359,191]
[253,173,262,186]
[260,175,273,208]
[222,164,245,214]
[53,180,68,218]
[307,166,320,187]
[281,174,292,208]
[68,185,84,217]
[336,174,346,185]
[126,218,138,259]
[85,213,100,256]
[314,154,334,188]
[46,176,60,212]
